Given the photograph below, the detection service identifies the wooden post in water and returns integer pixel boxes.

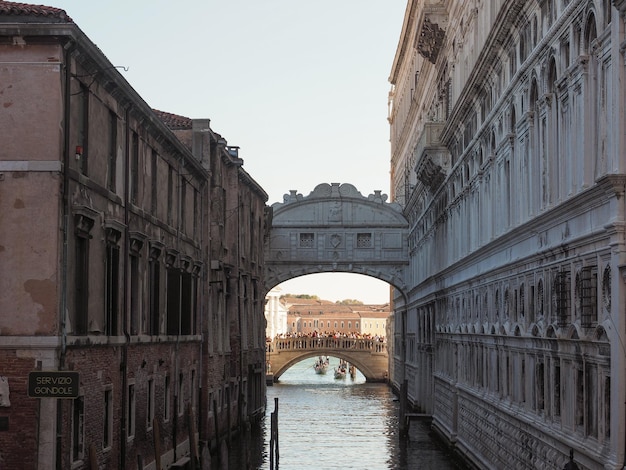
[274,397,279,467]
[269,397,279,469]
[270,412,274,468]
[399,379,408,437]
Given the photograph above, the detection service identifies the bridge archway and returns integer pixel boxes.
[266,337,389,382]
[264,183,409,296]
[271,351,378,381]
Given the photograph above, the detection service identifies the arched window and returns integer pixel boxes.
[583,13,603,179]
[546,57,559,203]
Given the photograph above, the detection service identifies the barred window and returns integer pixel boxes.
[357,233,372,248]
[300,233,314,247]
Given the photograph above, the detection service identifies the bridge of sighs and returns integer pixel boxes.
[263,182,410,380]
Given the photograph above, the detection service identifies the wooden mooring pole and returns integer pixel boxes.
[269,397,279,469]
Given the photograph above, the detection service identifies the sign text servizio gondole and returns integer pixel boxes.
[28,371,79,399]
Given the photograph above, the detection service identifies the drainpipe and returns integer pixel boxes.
[237,191,244,432]
[120,105,131,469]
[197,180,206,458]
[57,39,75,470]
[172,156,185,462]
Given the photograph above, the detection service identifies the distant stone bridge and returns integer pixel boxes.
[266,337,389,382]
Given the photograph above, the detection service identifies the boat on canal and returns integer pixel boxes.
[334,360,347,379]
[314,356,329,374]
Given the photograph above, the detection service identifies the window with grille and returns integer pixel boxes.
[553,271,569,327]
[357,233,372,248]
[577,267,597,327]
[299,233,314,247]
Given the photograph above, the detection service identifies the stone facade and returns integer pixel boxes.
[389,1,625,469]
[264,286,288,339]
[282,297,389,337]
[0,3,267,469]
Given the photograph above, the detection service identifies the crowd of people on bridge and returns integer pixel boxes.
[268,331,386,343]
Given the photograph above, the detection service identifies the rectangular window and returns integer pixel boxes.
[193,189,198,238]
[299,233,314,248]
[181,272,194,335]
[357,233,372,248]
[580,267,597,327]
[521,358,526,403]
[149,257,160,335]
[555,271,569,327]
[536,362,545,411]
[586,365,598,437]
[151,149,158,215]
[130,131,139,203]
[164,375,171,422]
[190,369,197,411]
[72,396,85,461]
[75,235,89,335]
[147,378,155,430]
[105,243,120,336]
[167,268,181,335]
[554,364,561,417]
[167,165,174,226]
[180,179,187,233]
[130,254,139,335]
[78,84,89,175]
[178,373,185,416]
[604,375,611,439]
[107,110,117,192]
[127,383,135,438]
[576,368,584,427]
[103,388,112,449]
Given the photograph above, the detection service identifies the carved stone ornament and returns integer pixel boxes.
[418,17,446,64]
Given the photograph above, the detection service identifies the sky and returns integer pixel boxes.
[47,0,407,304]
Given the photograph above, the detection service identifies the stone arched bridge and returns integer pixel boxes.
[266,336,389,382]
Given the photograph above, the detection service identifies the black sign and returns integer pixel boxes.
[28,371,79,399]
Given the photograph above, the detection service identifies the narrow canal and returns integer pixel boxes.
[223,357,466,469]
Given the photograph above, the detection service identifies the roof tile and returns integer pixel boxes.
[0,1,72,22]
[153,109,192,130]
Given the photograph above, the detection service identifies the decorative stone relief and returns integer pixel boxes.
[417,17,446,64]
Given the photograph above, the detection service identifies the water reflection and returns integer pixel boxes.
[223,357,463,469]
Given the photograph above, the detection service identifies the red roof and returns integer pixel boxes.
[0,1,72,22]
[152,109,192,130]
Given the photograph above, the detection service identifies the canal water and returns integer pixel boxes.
[223,356,465,469]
